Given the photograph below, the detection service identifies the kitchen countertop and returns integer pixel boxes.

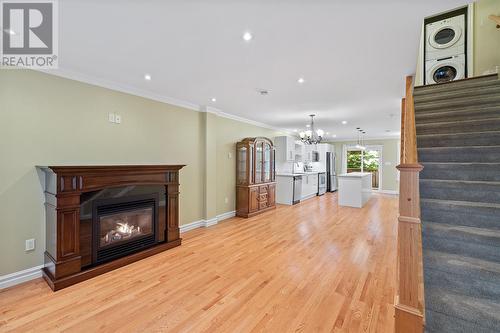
[338,172,372,178]
[276,171,323,177]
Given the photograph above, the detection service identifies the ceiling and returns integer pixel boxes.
[51,0,470,140]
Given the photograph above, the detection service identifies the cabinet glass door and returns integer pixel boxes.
[237,146,247,184]
[264,142,271,182]
[255,142,263,183]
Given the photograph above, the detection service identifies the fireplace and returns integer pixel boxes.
[39,165,185,291]
[93,194,158,264]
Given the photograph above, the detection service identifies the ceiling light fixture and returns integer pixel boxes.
[297,77,305,84]
[342,120,347,125]
[355,128,366,150]
[144,74,152,81]
[299,114,324,145]
[211,97,217,102]
[242,31,253,41]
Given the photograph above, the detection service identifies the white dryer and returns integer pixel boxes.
[425,14,465,60]
[425,54,465,85]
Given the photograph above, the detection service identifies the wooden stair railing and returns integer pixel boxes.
[394,76,425,333]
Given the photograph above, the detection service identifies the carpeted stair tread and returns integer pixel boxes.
[423,222,500,254]
[425,310,498,333]
[420,162,500,181]
[423,250,500,285]
[424,286,500,331]
[416,117,500,135]
[420,198,500,229]
[418,146,500,163]
[425,266,500,301]
[415,84,500,104]
[414,95,500,113]
[414,74,498,95]
[420,179,500,203]
[417,131,500,147]
[415,105,500,122]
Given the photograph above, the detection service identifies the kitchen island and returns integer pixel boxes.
[337,172,372,208]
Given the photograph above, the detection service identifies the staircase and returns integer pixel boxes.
[414,74,500,333]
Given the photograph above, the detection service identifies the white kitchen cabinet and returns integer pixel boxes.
[304,145,313,162]
[301,173,319,199]
[274,136,295,162]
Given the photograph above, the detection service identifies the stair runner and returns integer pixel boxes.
[414,74,500,333]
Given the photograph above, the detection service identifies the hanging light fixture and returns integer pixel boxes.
[299,114,324,145]
[355,128,366,150]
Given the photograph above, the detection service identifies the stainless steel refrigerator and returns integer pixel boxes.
[326,152,337,192]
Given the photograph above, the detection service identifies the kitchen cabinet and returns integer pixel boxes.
[274,136,295,162]
[236,137,276,217]
[301,173,319,199]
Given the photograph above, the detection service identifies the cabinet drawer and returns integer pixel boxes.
[259,185,268,194]
[259,193,268,201]
[259,201,268,210]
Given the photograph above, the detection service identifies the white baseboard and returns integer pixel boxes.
[0,265,44,290]
[375,190,399,195]
[0,210,237,290]
[179,210,236,233]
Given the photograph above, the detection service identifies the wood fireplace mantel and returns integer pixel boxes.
[39,165,185,290]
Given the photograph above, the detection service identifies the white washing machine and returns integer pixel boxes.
[425,14,465,60]
[425,54,465,85]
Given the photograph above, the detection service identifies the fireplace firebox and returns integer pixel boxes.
[93,194,159,264]
[39,165,185,291]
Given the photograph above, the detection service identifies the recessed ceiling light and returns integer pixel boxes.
[305,124,310,128]
[211,97,217,102]
[242,31,253,41]
[144,74,152,81]
[332,134,337,138]
[297,77,305,84]
[293,129,298,132]
[4,29,16,35]
[342,120,347,125]
[326,132,330,135]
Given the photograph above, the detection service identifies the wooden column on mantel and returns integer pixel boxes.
[394,76,425,332]
[39,165,185,291]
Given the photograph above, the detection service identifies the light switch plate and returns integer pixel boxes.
[115,114,122,124]
[25,239,35,251]
[108,113,115,123]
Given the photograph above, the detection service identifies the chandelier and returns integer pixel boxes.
[299,114,324,145]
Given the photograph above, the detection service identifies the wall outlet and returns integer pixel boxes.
[115,114,122,124]
[25,238,35,252]
[228,152,232,159]
[108,113,115,123]
[224,197,228,204]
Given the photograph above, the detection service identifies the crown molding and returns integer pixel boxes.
[327,135,401,143]
[36,68,201,111]
[34,68,289,134]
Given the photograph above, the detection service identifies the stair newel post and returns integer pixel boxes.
[395,76,425,333]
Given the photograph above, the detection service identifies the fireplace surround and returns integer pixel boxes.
[39,165,184,291]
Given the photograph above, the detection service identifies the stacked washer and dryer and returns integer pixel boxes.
[425,12,467,85]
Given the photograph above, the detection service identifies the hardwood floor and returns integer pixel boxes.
[0,193,398,333]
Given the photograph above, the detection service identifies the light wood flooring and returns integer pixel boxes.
[0,193,398,333]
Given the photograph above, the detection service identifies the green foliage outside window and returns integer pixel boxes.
[347,150,379,171]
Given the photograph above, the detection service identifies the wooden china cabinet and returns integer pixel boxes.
[236,137,276,217]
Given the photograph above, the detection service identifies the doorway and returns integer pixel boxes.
[344,145,383,190]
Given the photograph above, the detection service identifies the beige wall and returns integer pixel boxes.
[0,70,278,276]
[474,0,500,75]
[331,139,400,192]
